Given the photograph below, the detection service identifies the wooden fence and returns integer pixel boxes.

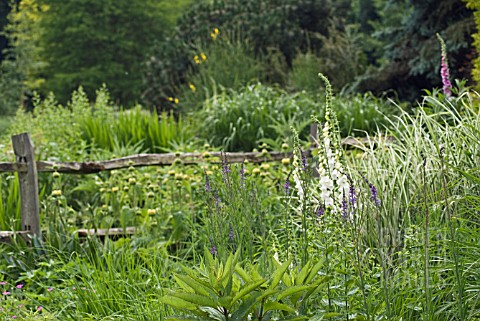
[0,127,374,243]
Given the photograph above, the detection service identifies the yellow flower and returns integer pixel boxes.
[168,97,179,104]
[51,189,62,197]
[252,167,261,175]
[261,163,270,170]
[281,158,291,165]
[200,53,207,61]
[210,28,220,40]
[111,187,119,193]
[194,55,201,64]
[189,83,196,92]
[147,209,156,216]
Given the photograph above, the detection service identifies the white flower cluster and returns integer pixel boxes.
[316,119,349,213]
[315,74,350,214]
[290,73,350,215]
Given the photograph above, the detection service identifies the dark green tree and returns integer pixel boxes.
[142,0,352,107]
[354,0,476,101]
[0,1,11,62]
[36,0,169,106]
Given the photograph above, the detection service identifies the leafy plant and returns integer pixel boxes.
[162,249,331,320]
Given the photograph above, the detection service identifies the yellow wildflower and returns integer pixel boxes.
[200,53,207,61]
[51,190,62,197]
[147,209,156,216]
[210,28,220,40]
[194,55,201,64]
[261,163,270,170]
[189,83,196,92]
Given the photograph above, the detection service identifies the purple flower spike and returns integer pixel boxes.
[441,57,452,97]
[205,174,212,192]
[210,245,217,256]
[369,183,381,207]
[229,225,235,241]
[341,195,348,220]
[349,184,357,206]
[317,205,325,217]
[284,179,290,195]
[240,162,245,188]
[223,164,231,175]
[437,34,452,97]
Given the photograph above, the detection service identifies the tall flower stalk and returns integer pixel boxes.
[436,34,453,97]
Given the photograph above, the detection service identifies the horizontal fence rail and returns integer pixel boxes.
[0,137,380,174]
[0,130,391,242]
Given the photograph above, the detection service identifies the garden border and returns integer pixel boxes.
[0,127,382,243]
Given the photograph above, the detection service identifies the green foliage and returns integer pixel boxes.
[290,52,324,94]
[0,0,13,62]
[0,173,21,231]
[198,84,318,152]
[354,0,476,101]
[197,84,393,152]
[179,33,267,111]
[142,0,352,107]
[34,0,170,106]
[0,0,44,115]
[162,250,330,320]
[80,105,193,154]
[464,0,480,91]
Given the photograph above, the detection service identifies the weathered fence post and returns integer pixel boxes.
[12,133,41,238]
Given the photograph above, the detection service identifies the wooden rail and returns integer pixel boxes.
[0,130,386,243]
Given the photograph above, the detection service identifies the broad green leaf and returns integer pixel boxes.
[269,257,293,290]
[307,275,334,299]
[305,259,325,284]
[263,301,295,313]
[160,295,198,310]
[219,252,237,288]
[276,285,314,302]
[175,274,216,298]
[218,295,233,308]
[170,292,218,308]
[180,264,210,287]
[257,289,280,302]
[295,260,312,285]
[230,292,262,321]
[231,279,266,305]
[174,275,195,293]
[235,265,252,283]
[204,247,216,285]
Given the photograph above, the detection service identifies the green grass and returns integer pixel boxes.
[0,116,13,134]
[1,83,479,320]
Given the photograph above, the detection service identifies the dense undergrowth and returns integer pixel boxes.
[0,78,479,320]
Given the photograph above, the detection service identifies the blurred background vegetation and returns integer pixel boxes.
[0,0,479,150]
